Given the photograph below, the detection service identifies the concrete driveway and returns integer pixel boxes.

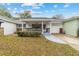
[53,34,79,51]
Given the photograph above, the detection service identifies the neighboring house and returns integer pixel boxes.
[63,17,79,37]
[0,16,16,35]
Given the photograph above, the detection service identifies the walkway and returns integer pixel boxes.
[54,34,79,51]
[43,33,67,44]
[54,34,79,45]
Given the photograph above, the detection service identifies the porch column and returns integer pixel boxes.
[42,21,44,34]
[49,22,52,34]
[22,22,24,32]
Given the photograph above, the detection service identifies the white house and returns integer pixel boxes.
[17,18,63,34]
[0,16,64,35]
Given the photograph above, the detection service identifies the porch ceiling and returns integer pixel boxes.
[23,21,50,24]
[18,18,64,21]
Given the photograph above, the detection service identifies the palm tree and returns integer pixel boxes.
[19,11,32,19]
[0,5,12,18]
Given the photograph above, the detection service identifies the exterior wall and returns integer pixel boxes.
[26,23,32,28]
[1,22,16,35]
[0,27,4,36]
[63,20,78,37]
[46,23,50,28]
[77,20,79,36]
[78,20,79,28]
[50,23,63,33]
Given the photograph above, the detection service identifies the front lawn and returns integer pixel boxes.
[0,35,79,56]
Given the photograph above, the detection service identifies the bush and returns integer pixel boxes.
[17,32,41,37]
[77,28,79,37]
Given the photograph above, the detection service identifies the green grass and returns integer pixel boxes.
[0,35,79,56]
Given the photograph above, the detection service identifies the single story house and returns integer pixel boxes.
[0,16,63,35]
[0,15,79,37]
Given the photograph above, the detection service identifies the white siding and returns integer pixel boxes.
[1,22,16,35]
[26,24,32,28]
[63,20,78,37]
[50,23,62,33]
[46,24,50,28]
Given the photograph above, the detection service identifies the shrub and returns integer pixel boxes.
[77,28,79,37]
[17,32,41,37]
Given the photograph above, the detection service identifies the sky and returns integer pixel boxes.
[0,3,79,18]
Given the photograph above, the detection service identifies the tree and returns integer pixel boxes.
[19,11,32,19]
[0,5,12,18]
[52,14,64,19]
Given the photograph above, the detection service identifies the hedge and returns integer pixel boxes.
[17,32,41,37]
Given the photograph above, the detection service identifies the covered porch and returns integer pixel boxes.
[16,21,51,34]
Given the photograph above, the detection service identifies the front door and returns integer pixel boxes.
[59,28,63,33]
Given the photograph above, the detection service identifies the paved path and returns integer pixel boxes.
[54,34,79,45]
[59,35,79,51]
[54,34,79,51]
[43,33,67,44]
[44,33,79,51]
[63,36,79,45]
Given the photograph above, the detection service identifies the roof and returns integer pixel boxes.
[19,18,53,21]
[17,18,64,22]
[50,19,64,23]
[0,16,17,24]
[30,17,51,19]
[63,16,79,22]
[0,16,64,24]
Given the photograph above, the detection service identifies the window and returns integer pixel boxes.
[0,22,1,27]
[32,24,46,29]
[32,24,41,29]
[16,24,26,28]
[23,24,26,28]
[16,24,22,27]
